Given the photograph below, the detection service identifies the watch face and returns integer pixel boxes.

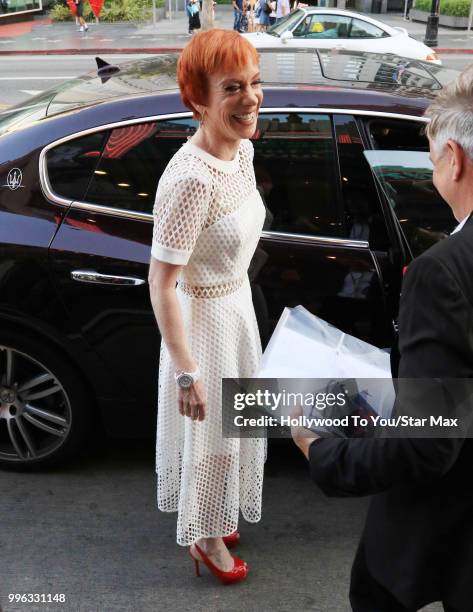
[178,374,193,389]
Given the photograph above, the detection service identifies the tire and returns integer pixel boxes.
[0,330,94,470]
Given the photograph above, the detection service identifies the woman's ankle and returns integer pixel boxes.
[196,537,223,554]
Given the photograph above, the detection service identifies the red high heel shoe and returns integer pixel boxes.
[222,531,240,549]
[189,542,249,584]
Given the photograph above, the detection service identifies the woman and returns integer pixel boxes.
[74,0,88,32]
[149,29,266,584]
[257,0,271,32]
[186,0,200,35]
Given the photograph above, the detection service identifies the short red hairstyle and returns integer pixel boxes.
[177,29,259,118]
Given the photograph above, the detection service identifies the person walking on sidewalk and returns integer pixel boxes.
[186,0,201,35]
[232,0,243,32]
[74,0,88,32]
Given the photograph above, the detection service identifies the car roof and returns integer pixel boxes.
[0,49,458,138]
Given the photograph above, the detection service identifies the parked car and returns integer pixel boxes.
[243,8,440,64]
[0,49,458,469]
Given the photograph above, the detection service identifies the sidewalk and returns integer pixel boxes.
[0,8,472,54]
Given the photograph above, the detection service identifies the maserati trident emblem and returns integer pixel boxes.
[4,168,23,191]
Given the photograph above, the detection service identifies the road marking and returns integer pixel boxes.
[0,76,74,80]
[20,90,44,96]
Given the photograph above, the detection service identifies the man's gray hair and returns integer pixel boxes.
[425,65,473,160]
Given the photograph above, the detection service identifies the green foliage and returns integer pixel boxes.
[50,0,162,22]
[414,0,470,18]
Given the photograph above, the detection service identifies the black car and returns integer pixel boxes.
[0,49,458,469]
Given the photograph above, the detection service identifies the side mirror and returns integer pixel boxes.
[280,30,294,44]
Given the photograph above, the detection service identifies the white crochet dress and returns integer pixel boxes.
[152,138,266,546]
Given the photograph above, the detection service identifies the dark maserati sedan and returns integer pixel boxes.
[0,49,458,469]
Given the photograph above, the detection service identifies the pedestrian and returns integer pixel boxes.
[275,0,289,22]
[186,0,200,35]
[74,0,88,32]
[149,29,266,584]
[239,0,249,33]
[247,0,256,32]
[292,65,473,612]
[232,0,243,32]
[257,0,271,31]
[268,0,276,27]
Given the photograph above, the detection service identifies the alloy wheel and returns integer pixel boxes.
[0,345,72,464]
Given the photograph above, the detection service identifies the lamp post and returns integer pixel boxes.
[424,0,441,47]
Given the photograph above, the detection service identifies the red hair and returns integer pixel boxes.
[177,29,259,118]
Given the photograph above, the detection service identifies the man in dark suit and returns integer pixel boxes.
[292,67,473,611]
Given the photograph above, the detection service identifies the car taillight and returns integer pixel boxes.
[426,52,438,61]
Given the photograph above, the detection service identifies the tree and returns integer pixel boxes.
[200,0,214,30]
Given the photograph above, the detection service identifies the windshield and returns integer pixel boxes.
[0,77,88,138]
[0,55,179,138]
[267,9,304,36]
[364,150,456,255]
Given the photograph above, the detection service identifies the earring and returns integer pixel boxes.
[199,110,206,128]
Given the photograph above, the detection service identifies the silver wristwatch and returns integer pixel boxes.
[174,368,200,389]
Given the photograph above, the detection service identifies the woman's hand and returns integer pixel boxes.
[178,379,207,421]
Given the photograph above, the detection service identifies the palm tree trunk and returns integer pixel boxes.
[200,0,215,30]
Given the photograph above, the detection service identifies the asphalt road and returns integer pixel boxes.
[0,439,443,612]
[0,53,472,109]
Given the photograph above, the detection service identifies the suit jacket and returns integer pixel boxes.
[309,214,473,609]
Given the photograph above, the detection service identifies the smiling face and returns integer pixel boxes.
[196,62,263,147]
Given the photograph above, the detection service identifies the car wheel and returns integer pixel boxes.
[0,332,93,470]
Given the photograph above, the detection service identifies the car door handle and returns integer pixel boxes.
[71,270,146,286]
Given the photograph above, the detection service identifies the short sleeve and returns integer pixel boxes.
[151,175,212,265]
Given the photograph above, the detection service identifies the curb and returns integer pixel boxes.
[0,46,471,56]
[434,48,473,54]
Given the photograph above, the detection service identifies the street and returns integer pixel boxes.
[0,52,472,109]
[0,439,444,612]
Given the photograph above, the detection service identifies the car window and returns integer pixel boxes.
[333,115,390,250]
[292,14,351,39]
[349,18,387,39]
[364,149,456,256]
[366,118,428,152]
[364,118,455,255]
[254,113,345,238]
[84,118,197,213]
[46,131,109,201]
[267,9,304,37]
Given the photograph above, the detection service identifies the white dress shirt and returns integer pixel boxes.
[451,213,471,235]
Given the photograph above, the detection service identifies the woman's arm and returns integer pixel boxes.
[149,257,207,421]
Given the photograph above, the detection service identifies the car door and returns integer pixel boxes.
[360,116,456,257]
[46,117,198,436]
[252,112,400,349]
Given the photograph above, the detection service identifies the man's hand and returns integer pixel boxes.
[290,406,320,460]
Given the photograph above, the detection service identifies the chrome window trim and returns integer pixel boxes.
[39,108,428,245]
[261,230,369,249]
